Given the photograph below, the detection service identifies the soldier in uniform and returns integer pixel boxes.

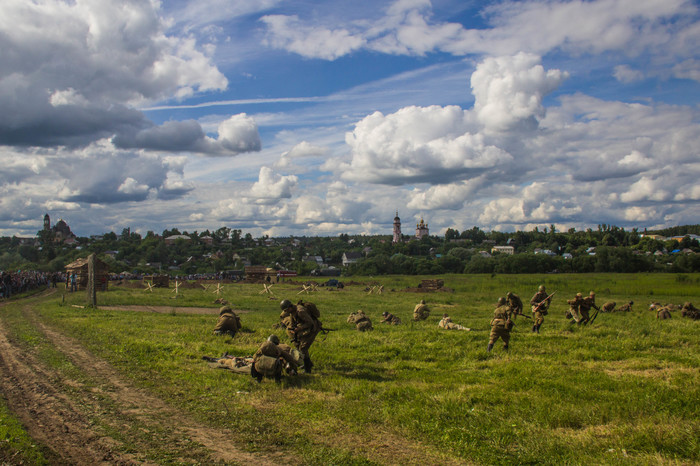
[279,299,321,373]
[413,299,430,321]
[567,292,585,323]
[529,285,550,334]
[438,314,470,331]
[656,306,672,320]
[616,301,633,312]
[506,292,523,320]
[681,302,700,320]
[488,297,513,352]
[602,301,616,313]
[380,311,401,325]
[213,306,241,337]
[250,334,301,383]
[347,310,373,331]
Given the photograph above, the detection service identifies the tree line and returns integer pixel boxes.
[0,224,698,276]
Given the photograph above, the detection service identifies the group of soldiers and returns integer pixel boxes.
[208,284,698,379]
[208,299,323,382]
[650,301,700,320]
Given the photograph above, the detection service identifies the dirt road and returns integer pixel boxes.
[0,293,296,465]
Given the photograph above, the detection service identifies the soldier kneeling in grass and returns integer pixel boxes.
[348,310,373,331]
[250,334,302,383]
[213,306,241,337]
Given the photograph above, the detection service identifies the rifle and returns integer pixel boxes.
[512,312,532,319]
[532,291,557,313]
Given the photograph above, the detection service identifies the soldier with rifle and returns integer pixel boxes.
[506,292,523,320]
[279,299,322,373]
[530,286,554,334]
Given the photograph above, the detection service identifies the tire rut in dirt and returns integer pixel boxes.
[13,302,295,465]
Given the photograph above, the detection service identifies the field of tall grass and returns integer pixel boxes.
[2,273,699,464]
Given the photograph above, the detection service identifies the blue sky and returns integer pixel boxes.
[1,0,699,238]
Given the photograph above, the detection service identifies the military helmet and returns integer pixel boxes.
[382,311,388,316]
[280,299,293,310]
[589,291,595,296]
[497,297,506,305]
[506,292,513,299]
[268,334,280,345]
[538,285,545,292]
[420,299,426,304]
[576,292,582,298]
[219,305,232,315]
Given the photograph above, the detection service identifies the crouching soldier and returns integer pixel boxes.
[213,306,241,337]
[348,310,373,331]
[616,301,634,312]
[413,300,430,321]
[250,335,301,383]
[279,299,321,373]
[381,311,401,325]
[488,297,513,352]
[656,307,672,320]
[602,302,616,313]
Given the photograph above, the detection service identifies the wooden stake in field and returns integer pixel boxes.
[86,253,97,308]
[144,282,155,292]
[171,281,181,299]
[297,283,318,295]
[260,283,275,298]
[212,283,224,296]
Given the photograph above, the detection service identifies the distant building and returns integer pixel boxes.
[491,246,515,255]
[164,234,192,246]
[42,213,77,244]
[342,252,362,266]
[415,218,429,239]
[392,211,402,244]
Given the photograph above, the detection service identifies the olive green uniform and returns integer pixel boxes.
[381,313,401,325]
[280,303,321,372]
[438,315,469,331]
[602,302,616,313]
[616,302,633,313]
[657,308,672,319]
[213,311,241,336]
[530,290,550,331]
[348,310,373,331]
[506,294,523,319]
[413,303,430,321]
[488,305,512,349]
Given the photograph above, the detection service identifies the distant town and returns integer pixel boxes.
[1,213,699,276]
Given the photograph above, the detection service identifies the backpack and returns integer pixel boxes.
[254,355,281,377]
[298,300,320,319]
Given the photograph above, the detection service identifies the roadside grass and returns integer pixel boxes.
[0,396,49,465]
[3,273,699,464]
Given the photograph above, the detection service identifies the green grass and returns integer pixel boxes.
[3,273,700,464]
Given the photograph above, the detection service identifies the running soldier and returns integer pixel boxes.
[506,292,523,319]
[488,297,513,352]
[529,285,551,334]
[279,299,321,373]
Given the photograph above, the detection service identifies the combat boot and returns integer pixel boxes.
[487,343,493,352]
[531,324,536,332]
[535,325,541,334]
[303,355,313,374]
[503,344,509,351]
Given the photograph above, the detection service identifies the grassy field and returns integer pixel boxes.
[1,273,699,465]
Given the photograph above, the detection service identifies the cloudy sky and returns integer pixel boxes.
[2,0,699,238]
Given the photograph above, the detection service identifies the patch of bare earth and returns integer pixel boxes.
[0,298,296,465]
[99,305,251,315]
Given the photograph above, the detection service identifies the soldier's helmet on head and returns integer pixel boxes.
[382,311,388,317]
[268,334,280,345]
[589,291,595,297]
[280,299,293,310]
[576,292,582,298]
[539,285,545,292]
[420,299,426,304]
[219,306,232,315]
[506,292,513,299]
[497,297,506,306]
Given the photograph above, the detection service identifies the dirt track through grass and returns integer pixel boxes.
[0,293,297,465]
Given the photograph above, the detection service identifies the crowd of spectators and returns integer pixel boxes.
[0,270,65,299]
